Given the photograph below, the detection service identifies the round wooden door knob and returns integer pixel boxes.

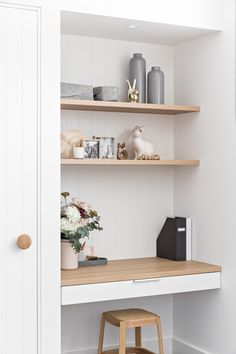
[17,234,32,250]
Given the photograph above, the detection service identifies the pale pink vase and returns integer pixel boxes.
[61,240,78,270]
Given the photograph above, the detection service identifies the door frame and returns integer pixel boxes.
[39,3,61,354]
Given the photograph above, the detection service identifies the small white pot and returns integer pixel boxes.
[61,240,78,270]
[78,250,85,262]
[73,147,84,159]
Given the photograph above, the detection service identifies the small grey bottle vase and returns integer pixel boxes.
[129,53,146,103]
[147,66,164,104]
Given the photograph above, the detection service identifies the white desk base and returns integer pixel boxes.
[61,272,220,306]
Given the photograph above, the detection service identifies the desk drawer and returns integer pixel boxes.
[61,272,220,305]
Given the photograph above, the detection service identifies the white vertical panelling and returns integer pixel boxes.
[61,35,174,103]
[62,165,174,259]
[61,34,174,354]
[5,8,23,353]
[0,5,39,354]
[61,34,174,260]
[21,9,38,353]
[0,6,6,354]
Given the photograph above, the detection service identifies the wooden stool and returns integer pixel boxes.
[97,308,164,354]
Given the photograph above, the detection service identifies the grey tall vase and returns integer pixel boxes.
[147,66,164,104]
[129,53,146,103]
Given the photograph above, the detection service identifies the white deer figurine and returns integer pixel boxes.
[132,126,154,159]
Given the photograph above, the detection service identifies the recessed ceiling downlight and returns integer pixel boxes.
[127,24,138,29]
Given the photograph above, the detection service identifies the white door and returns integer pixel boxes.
[0,4,39,354]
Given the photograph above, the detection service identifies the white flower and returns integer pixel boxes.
[61,217,80,234]
[66,206,81,223]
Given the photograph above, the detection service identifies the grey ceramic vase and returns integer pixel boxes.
[147,66,164,104]
[129,53,146,103]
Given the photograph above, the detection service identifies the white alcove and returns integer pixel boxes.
[60,10,225,354]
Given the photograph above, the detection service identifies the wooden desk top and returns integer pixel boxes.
[61,257,221,287]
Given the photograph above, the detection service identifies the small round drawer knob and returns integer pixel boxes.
[17,234,32,250]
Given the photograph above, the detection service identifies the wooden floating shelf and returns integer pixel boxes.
[61,99,200,115]
[61,159,200,166]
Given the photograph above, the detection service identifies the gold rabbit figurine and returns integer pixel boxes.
[127,79,139,103]
[117,142,128,160]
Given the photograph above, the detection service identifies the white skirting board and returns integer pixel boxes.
[173,338,206,354]
[62,337,207,354]
[62,338,172,354]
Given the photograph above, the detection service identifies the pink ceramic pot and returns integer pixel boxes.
[61,240,78,270]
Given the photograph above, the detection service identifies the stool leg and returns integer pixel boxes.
[155,317,164,354]
[135,327,142,347]
[119,322,126,354]
[97,315,106,354]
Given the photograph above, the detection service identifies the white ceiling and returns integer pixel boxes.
[61,11,217,46]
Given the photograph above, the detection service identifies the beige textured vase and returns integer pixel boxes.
[61,240,78,270]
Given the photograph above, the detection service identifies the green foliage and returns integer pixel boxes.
[61,195,103,254]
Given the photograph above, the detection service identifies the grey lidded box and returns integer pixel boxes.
[93,86,119,101]
[78,257,108,267]
[61,82,93,100]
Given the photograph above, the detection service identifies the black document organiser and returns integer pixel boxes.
[156,217,187,261]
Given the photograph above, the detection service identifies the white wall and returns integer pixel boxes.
[61,2,235,353]
[59,0,223,31]
[2,0,223,32]
[173,1,236,353]
[1,1,232,354]
[61,34,174,259]
[61,34,175,353]
[61,35,174,103]
[60,4,235,353]
[62,296,173,354]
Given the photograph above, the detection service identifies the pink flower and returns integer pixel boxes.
[80,218,87,227]
[79,201,91,211]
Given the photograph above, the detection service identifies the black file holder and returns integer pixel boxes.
[156,217,187,261]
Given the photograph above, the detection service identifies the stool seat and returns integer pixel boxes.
[103,309,159,328]
[97,308,164,354]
